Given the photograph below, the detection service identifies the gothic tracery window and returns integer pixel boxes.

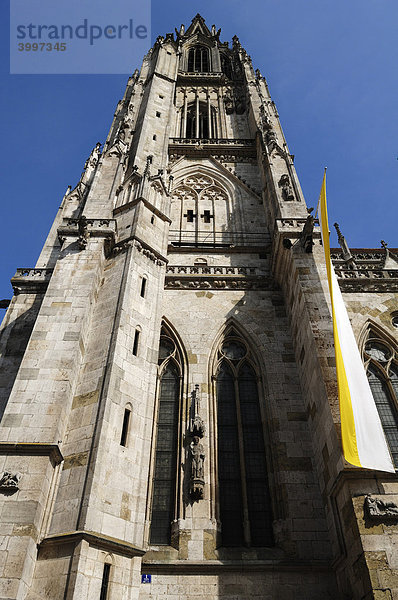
[170,174,229,246]
[215,329,273,547]
[187,45,210,72]
[364,333,398,468]
[185,102,217,139]
[149,327,183,544]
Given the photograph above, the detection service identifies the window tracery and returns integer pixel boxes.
[214,327,273,547]
[170,174,229,244]
[187,45,210,72]
[363,330,398,468]
[149,326,183,545]
[185,102,217,139]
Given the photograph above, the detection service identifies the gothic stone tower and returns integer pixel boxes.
[1,14,398,600]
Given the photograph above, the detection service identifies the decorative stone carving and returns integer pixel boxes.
[11,268,54,295]
[165,277,273,291]
[300,212,314,253]
[188,385,205,501]
[0,471,21,491]
[190,437,205,478]
[77,216,89,249]
[365,495,398,519]
[278,174,295,201]
[189,384,205,438]
[133,240,166,266]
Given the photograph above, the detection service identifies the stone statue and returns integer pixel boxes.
[0,471,21,490]
[190,436,205,479]
[279,174,294,201]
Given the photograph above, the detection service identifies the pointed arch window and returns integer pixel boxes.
[185,102,217,139]
[188,45,210,72]
[364,334,398,468]
[149,328,183,544]
[215,329,273,547]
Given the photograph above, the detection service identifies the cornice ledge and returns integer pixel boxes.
[142,559,334,574]
[0,442,63,466]
[39,530,145,558]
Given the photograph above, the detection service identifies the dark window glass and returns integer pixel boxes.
[239,363,273,547]
[100,564,110,600]
[140,277,147,298]
[120,408,131,446]
[188,46,210,72]
[217,362,244,546]
[217,358,273,548]
[133,329,140,356]
[150,363,180,544]
[186,104,210,139]
[368,364,398,467]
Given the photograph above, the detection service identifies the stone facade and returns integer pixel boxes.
[1,14,398,600]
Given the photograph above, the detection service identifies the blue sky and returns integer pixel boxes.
[0,0,397,301]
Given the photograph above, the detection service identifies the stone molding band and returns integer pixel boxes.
[141,560,335,574]
[39,530,145,558]
[0,442,63,466]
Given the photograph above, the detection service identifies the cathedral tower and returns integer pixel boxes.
[1,14,398,600]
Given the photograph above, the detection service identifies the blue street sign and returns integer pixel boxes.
[141,574,151,584]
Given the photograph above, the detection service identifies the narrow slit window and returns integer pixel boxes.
[140,277,147,298]
[133,329,140,356]
[151,215,155,224]
[100,563,111,600]
[120,409,131,446]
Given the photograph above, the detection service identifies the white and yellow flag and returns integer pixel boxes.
[318,170,395,472]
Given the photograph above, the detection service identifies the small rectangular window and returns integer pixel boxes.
[151,215,155,224]
[156,111,161,118]
[153,134,157,140]
[100,564,111,600]
[140,277,147,298]
[159,94,164,99]
[120,409,131,447]
[133,329,140,356]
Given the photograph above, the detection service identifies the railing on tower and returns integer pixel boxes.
[168,230,269,248]
[169,138,254,146]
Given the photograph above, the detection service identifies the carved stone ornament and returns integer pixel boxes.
[190,436,205,500]
[189,385,206,501]
[278,174,295,201]
[189,384,205,438]
[365,494,398,520]
[0,471,21,491]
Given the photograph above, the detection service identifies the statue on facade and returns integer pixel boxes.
[190,436,205,479]
[188,384,206,500]
[278,174,294,201]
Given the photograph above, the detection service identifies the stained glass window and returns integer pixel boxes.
[216,338,273,548]
[365,337,398,469]
[150,329,182,545]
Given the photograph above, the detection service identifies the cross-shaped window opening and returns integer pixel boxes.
[201,210,214,223]
[184,210,196,222]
